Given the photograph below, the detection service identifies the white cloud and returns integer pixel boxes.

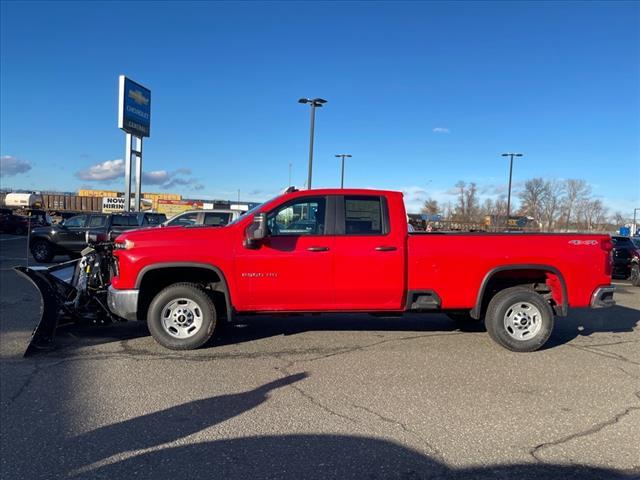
[432,127,450,134]
[142,170,171,185]
[76,158,125,181]
[0,155,32,177]
[76,159,204,190]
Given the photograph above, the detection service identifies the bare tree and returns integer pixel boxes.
[421,198,439,215]
[481,198,495,216]
[562,179,591,231]
[540,180,564,231]
[453,181,480,222]
[465,182,480,221]
[494,196,508,218]
[577,199,608,231]
[454,181,467,221]
[613,212,630,226]
[518,178,546,223]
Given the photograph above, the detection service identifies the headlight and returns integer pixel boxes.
[115,239,135,250]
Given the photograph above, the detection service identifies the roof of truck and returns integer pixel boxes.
[285,187,401,196]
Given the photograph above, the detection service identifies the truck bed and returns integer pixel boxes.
[407,232,611,310]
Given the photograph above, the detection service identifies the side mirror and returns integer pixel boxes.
[244,213,268,248]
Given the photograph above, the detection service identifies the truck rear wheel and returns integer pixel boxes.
[147,283,217,350]
[485,286,554,352]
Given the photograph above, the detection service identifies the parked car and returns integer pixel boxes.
[104,188,614,353]
[610,235,640,281]
[0,208,49,235]
[29,212,166,262]
[162,209,242,228]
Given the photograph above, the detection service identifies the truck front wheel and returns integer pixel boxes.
[485,286,554,352]
[147,283,217,350]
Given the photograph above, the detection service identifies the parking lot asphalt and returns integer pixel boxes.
[0,233,638,479]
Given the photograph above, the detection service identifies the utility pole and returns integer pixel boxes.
[335,154,352,188]
[298,98,327,189]
[501,152,523,226]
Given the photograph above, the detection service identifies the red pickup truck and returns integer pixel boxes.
[107,188,615,353]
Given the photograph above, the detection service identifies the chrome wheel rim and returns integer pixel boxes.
[160,298,203,339]
[503,302,542,341]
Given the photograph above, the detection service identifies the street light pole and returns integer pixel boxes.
[298,98,327,189]
[335,154,352,188]
[501,152,523,224]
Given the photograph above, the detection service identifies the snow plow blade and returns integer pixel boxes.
[15,261,80,357]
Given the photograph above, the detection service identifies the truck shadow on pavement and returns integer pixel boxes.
[28,303,640,356]
[72,436,631,480]
[545,305,640,349]
[52,375,629,480]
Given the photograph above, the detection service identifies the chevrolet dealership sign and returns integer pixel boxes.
[118,76,151,137]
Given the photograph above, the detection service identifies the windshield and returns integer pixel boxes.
[632,237,640,249]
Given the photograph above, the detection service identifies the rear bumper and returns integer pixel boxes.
[107,286,139,320]
[590,286,616,308]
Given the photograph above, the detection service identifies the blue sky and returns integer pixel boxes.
[1,1,638,213]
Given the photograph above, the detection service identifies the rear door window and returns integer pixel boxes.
[111,215,135,227]
[344,196,384,235]
[88,215,107,228]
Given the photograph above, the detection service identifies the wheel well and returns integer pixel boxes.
[137,266,229,322]
[471,267,567,319]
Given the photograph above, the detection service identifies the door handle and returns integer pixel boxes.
[307,246,330,252]
[374,246,397,251]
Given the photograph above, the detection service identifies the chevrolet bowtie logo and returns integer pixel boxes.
[129,89,149,106]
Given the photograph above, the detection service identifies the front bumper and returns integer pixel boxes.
[590,286,616,308]
[107,286,139,320]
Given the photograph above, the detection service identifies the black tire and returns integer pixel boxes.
[446,311,481,323]
[485,286,554,352]
[630,263,640,287]
[30,240,54,263]
[147,283,217,350]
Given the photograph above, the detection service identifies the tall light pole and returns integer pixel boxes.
[335,154,352,188]
[298,98,327,189]
[501,152,523,223]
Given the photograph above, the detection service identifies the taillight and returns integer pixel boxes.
[602,239,613,276]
